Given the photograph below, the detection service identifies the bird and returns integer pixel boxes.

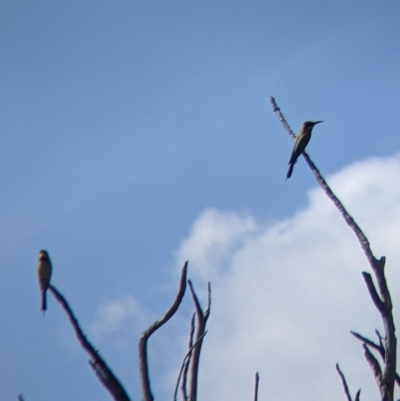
[37,249,52,313]
[286,120,323,179]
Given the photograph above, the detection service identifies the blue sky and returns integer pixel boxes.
[1,1,400,400]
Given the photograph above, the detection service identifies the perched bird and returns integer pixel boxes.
[37,250,52,313]
[286,120,323,179]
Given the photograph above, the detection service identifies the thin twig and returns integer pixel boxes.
[173,330,208,401]
[254,372,260,401]
[139,261,188,401]
[375,330,386,356]
[181,314,196,401]
[361,272,385,314]
[350,331,384,358]
[336,364,353,401]
[187,280,211,401]
[49,285,130,401]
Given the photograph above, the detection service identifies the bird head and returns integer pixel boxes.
[38,250,49,260]
[303,120,323,128]
[302,120,323,134]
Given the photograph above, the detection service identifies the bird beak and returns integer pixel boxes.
[313,121,323,125]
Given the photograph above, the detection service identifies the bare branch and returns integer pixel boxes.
[174,329,208,401]
[269,98,296,139]
[181,314,196,401]
[336,364,353,401]
[254,372,260,401]
[187,280,212,401]
[350,331,384,358]
[371,260,397,401]
[139,261,188,401]
[375,329,386,356]
[204,282,211,320]
[355,389,361,401]
[49,285,130,401]
[363,344,382,387]
[351,331,400,389]
[361,272,385,314]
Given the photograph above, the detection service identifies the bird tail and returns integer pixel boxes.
[41,290,47,312]
[286,163,294,180]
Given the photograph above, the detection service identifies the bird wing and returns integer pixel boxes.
[288,134,311,165]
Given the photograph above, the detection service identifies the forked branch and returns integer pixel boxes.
[351,331,400,388]
[138,261,188,401]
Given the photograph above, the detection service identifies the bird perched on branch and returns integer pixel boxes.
[37,250,52,313]
[286,120,323,179]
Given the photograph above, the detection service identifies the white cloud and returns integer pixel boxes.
[175,208,259,283]
[172,154,400,401]
[89,295,148,349]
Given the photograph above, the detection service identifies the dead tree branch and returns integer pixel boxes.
[187,281,211,401]
[270,97,397,401]
[351,331,400,387]
[362,272,385,314]
[351,331,384,357]
[363,344,382,387]
[254,372,260,401]
[336,363,360,401]
[180,314,196,401]
[376,330,385,355]
[49,285,130,401]
[138,261,188,401]
[173,327,208,401]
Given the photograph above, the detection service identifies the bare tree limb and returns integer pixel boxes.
[376,330,386,356]
[351,331,384,357]
[205,282,211,320]
[351,331,400,388]
[336,364,354,401]
[139,261,188,401]
[270,96,397,401]
[173,329,208,401]
[374,331,400,389]
[362,272,385,314]
[254,372,260,401]
[181,314,196,401]
[187,280,211,401]
[363,344,382,387]
[355,389,361,401]
[49,285,130,401]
